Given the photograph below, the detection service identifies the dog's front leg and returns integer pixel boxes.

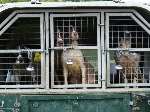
[63,65,68,86]
[81,62,86,85]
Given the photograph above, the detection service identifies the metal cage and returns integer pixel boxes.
[1,2,150,92]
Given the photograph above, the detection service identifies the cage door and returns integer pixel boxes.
[0,13,45,88]
[50,13,101,89]
[106,12,150,88]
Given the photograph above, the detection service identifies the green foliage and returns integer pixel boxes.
[0,0,29,3]
[41,0,64,1]
[0,0,109,4]
[0,0,64,3]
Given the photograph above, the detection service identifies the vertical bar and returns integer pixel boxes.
[97,14,101,86]
[45,12,50,89]
[69,18,71,45]
[142,31,144,48]
[136,26,138,48]
[136,67,138,83]
[101,11,106,88]
[125,67,127,87]
[93,17,95,32]
[119,70,121,84]
[112,26,114,48]
[143,67,145,83]
[118,26,120,48]
[56,20,59,68]
[131,67,133,83]
[87,17,88,32]
[148,35,150,48]
[40,14,45,88]
[149,70,150,83]
[50,14,55,88]
[113,72,115,84]
[81,17,82,39]
[63,17,65,45]
[75,17,77,29]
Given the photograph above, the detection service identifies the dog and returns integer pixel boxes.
[116,39,142,83]
[61,27,86,85]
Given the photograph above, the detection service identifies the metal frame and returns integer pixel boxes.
[45,12,50,89]
[0,13,45,88]
[106,12,150,87]
[101,11,106,89]
[50,13,101,89]
[1,1,150,13]
[0,7,150,92]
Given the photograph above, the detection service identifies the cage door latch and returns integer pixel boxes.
[98,24,104,27]
[101,46,106,54]
[129,101,133,106]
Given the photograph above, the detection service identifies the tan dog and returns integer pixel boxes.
[61,28,86,85]
[117,39,141,83]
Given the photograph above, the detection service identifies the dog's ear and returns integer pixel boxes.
[70,26,79,41]
[57,29,63,46]
[119,38,124,48]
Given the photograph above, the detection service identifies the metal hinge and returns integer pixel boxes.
[113,0,124,3]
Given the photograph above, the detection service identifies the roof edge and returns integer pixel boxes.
[0,1,150,13]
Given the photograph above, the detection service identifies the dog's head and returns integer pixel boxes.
[119,39,131,48]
